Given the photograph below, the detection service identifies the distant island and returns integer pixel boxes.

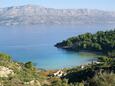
[0,5,115,25]
[55,29,115,57]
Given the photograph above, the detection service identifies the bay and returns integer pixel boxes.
[0,24,114,69]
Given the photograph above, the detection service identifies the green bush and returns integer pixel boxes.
[0,53,11,61]
[24,61,33,69]
[88,72,115,86]
[97,56,112,63]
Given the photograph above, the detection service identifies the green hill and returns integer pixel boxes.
[55,29,115,57]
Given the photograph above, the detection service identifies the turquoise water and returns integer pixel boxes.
[0,24,114,69]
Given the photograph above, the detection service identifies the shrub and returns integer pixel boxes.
[24,61,33,69]
[97,56,112,63]
[88,72,115,86]
[0,53,11,61]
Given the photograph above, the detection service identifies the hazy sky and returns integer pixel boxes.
[0,0,115,11]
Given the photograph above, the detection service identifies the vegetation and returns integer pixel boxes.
[55,29,115,86]
[55,29,115,57]
[0,53,45,86]
[24,61,33,69]
[63,55,115,86]
[0,53,11,61]
[88,72,115,86]
[0,53,115,86]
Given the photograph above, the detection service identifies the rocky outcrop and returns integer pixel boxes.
[52,70,67,77]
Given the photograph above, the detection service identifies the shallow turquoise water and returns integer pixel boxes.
[0,24,114,69]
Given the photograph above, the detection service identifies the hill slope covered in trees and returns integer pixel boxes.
[55,29,115,57]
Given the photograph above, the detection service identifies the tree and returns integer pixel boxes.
[24,61,33,69]
[67,40,73,46]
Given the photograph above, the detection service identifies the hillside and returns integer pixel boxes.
[0,5,115,25]
[0,53,115,86]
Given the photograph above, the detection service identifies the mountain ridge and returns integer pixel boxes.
[0,5,115,25]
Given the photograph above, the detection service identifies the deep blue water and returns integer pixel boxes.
[0,24,115,69]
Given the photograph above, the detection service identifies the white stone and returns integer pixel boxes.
[53,70,64,77]
[0,66,14,77]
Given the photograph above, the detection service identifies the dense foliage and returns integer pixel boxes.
[55,29,115,57]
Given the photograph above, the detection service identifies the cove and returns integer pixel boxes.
[0,24,115,69]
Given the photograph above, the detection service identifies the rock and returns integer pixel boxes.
[95,61,101,64]
[24,80,41,86]
[0,66,14,77]
[80,65,85,69]
[42,80,51,86]
[53,70,65,77]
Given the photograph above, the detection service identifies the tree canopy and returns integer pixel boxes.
[55,29,115,57]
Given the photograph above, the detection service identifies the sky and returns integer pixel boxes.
[0,0,115,11]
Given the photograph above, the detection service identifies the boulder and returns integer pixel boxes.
[0,66,14,77]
